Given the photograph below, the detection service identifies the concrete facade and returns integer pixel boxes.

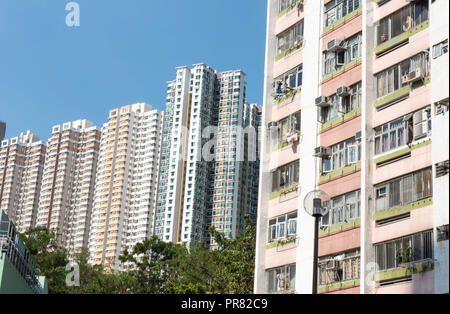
[154,64,261,248]
[255,0,449,294]
[88,104,163,270]
[36,120,101,258]
[0,131,46,232]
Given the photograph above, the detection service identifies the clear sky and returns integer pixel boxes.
[0,0,267,140]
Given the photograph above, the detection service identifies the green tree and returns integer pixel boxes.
[19,227,69,294]
[166,281,208,294]
[119,235,185,294]
[208,215,256,294]
[66,248,134,294]
[167,215,256,294]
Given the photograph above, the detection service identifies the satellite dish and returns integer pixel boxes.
[303,190,330,217]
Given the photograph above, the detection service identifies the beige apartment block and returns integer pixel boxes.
[88,103,163,270]
[0,131,46,232]
[36,120,101,258]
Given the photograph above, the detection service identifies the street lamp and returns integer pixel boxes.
[303,190,330,294]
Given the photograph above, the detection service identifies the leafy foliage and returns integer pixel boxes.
[19,227,69,294]
[20,216,256,294]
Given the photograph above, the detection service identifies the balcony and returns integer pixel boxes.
[374,20,429,56]
[275,41,303,62]
[318,278,360,294]
[269,184,298,201]
[319,162,361,185]
[273,87,301,106]
[319,218,360,237]
[373,76,431,109]
[323,57,361,82]
[321,107,361,132]
[323,7,362,35]
[374,138,431,166]
[277,0,303,19]
[373,197,432,223]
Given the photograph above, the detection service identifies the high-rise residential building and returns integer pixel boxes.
[36,120,101,258]
[255,0,449,294]
[0,121,5,141]
[88,103,163,270]
[154,64,261,248]
[0,131,46,232]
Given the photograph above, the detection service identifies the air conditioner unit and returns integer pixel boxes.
[315,96,330,107]
[436,161,450,178]
[314,146,332,158]
[267,121,278,129]
[376,187,387,197]
[327,38,345,52]
[436,105,447,115]
[402,68,424,85]
[355,131,362,141]
[337,86,350,97]
[326,260,336,270]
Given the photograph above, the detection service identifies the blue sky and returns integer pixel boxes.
[0,0,267,140]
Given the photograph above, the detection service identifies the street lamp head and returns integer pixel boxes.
[303,190,330,218]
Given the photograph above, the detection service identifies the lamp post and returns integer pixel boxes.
[303,190,330,295]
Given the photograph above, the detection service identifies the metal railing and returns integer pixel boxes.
[0,211,43,294]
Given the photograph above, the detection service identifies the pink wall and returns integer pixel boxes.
[322,64,362,96]
[322,15,362,50]
[373,0,410,22]
[320,116,361,147]
[374,271,434,294]
[271,91,301,122]
[372,205,433,244]
[324,286,360,294]
[270,142,299,171]
[320,171,361,198]
[373,29,430,74]
[319,227,360,256]
[268,193,298,219]
[373,143,432,184]
[274,48,303,78]
[276,6,304,35]
[372,85,431,127]
[265,242,297,269]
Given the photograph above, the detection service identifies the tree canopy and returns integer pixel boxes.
[19,216,256,294]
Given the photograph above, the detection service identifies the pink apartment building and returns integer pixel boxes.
[255,0,449,294]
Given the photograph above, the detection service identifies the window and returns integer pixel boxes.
[274,65,303,97]
[375,1,429,46]
[375,230,433,271]
[318,250,360,286]
[273,111,301,146]
[374,117,406,155]
[323,33,362,76]
[375,168,432,213]
[267,264,296,293]
[324,0,361,28]
[268,211,297,243]
[376,52,429,99]
[322,191,361,226]
[433,39,449,59]
[277,21,304,56]
[278,0,299,13]
[322,137,361,173]
[320,95,339,123]
[321,82,362,123]
[272,161,299,192]
[374,107,431,155]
